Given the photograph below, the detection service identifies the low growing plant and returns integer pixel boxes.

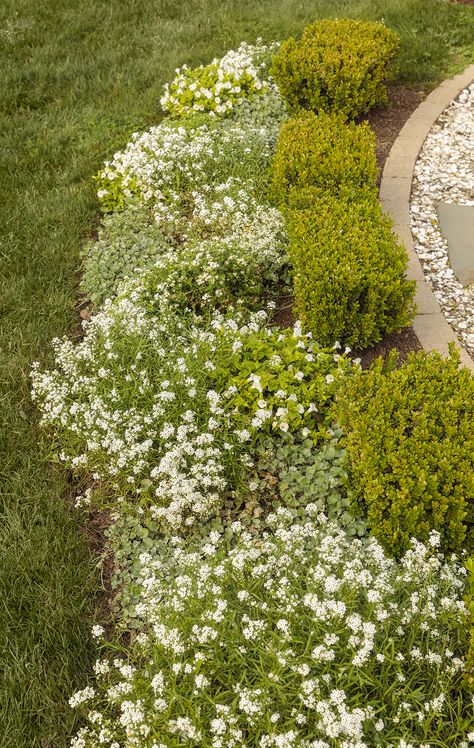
[248,427,366,538]
[70,510,471,747]
[105,429,362,631]
[82,200,288,310]
[95,117,277,217]
[131,205,289,316]
[160,40,278,118]
[286,190,415,348]
[81,202,171,306]
[272,111,378,206]
[334,348,474,556]
[271,18,399,119]
[31,303,350,531]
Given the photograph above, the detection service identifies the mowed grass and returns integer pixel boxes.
[1,0,474,745]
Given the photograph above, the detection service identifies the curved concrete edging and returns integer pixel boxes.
[379,63,474,372]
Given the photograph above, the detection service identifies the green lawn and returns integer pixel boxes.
[1,0,474,745]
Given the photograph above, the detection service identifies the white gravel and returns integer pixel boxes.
[410,82,474,357]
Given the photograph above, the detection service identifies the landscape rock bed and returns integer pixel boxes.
[410,82,474,356]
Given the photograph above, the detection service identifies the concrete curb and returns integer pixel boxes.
[379,64,474,372]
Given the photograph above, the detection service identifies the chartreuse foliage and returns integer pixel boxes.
[272,111,378,205]
[271,18,399,119]
[465,557,474,691]
[160,40,277,118]
[334,348,474,557]
[286,191,415,348]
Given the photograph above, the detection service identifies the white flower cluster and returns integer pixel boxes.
[31,302,345,529]
[130,205,288,314]
[160,40,278,117]
[96,118,279,235]
[69,510,471,747]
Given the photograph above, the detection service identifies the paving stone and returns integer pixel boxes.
[380,64,474,369]
[437,202,474,287]
[379,176,411,204]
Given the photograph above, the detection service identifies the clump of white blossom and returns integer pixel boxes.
[31,302,349,530]
[82,197,289,310]
[160,40,279,117]
[94,117,280,221]
[69,511,472,747]
[124,207,289,314]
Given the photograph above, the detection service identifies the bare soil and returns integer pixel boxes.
[368,85,426,182]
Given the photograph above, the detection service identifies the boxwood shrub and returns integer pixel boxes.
[272,111,378,205]
[334,348,474,557]
[286,189,416,348]
[464,556,474,691]
[271,18,399,119]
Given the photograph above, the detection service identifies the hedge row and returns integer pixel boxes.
[272,110,415,348]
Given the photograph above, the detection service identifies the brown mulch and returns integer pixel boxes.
[353,326,423,369]
[363,85,428,365]
[367,84,426,181]
[450,0,474,4]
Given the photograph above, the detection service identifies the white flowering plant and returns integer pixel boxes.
[94,117,278,217]
[104,428,363,631]
[160,40,278,118]
[70,511,472,747]
[82,199,288,310]
[125,215,289,315]
[32,303,350,530]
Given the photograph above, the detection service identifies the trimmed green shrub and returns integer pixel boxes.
[272,111,378,205]
[464,556,474,691]
[271,18,399,119]
[81,202,171,306]
[334,348,474,557]
[286,190,415,348]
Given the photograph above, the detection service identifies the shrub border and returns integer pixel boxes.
[379,63,474,372]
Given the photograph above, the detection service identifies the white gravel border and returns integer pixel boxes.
[380,63,474,372]
[410,83,474,357]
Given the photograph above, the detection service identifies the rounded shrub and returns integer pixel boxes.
[286,190,416,348]
[271,18,399,119]
[334,348,474,556]
[465,557,474,691]
[272,111,378,205]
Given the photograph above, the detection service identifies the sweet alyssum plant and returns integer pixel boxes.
[32,301,350,531]
[69,510,472,748]
[160,40,278,117]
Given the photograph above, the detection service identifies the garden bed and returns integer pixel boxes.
[30,19,474,747]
